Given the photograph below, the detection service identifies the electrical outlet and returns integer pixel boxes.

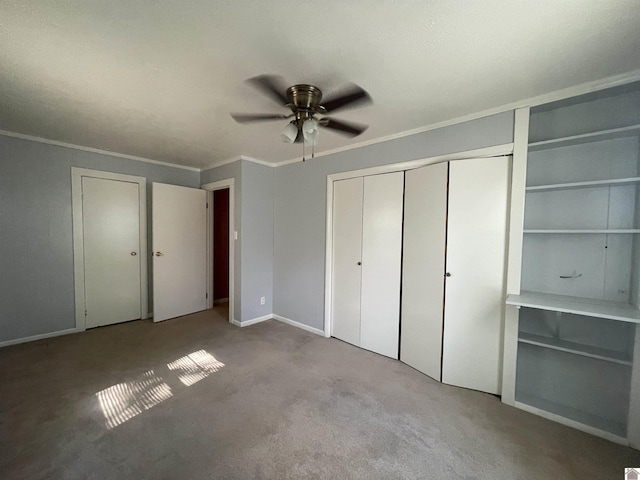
[260,296,266,305]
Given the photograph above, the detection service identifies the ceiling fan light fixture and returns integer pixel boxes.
[281,122,298,143]
[302,118,319,146]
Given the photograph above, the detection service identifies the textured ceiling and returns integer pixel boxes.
[1,1,640,168]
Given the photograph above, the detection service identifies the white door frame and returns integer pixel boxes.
[71,167,148,331]
[323,143,514,338]
[201,179,235,324]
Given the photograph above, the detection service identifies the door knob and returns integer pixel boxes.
[357,262,362,266]
[445,272,452,277]
[155,252,164,257]
[130,252,137,256]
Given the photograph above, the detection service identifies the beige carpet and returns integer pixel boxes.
[1,306,639,479]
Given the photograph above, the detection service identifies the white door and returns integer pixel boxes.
[331,177,364,346]
[152,183,207,322]
[442,156,509,394]
[400,163,448,380]
[82,177,141,328]
[360,172,404,358]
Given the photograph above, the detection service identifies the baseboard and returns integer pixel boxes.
[272,314,325,336]
[0,327,82,348]
[231,314,273,328]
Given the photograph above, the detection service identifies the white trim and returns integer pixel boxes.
[323,146,514,338]
[72,167,148,331]
[513,401,628,446]
[273,314,325,336]
[501,108,530,406]
[206,190,214,310]
[232,314,273,327]
[201,178,235,325]
[201,156,243,171]
[273,69,640,167]
[201,155,276,172]
[0,129,199,172]
[628,325,640,449]
[0,328,81,349]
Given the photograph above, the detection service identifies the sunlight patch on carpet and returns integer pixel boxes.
[96,370,172,429]
[167,350,225,386]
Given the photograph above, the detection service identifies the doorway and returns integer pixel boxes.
[213,188,230,305]
[202,179,235,324]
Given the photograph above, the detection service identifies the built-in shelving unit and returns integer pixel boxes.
[506,82,640,447]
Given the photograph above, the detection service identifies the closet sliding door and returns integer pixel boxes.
[331,177,364,347]
[360,172,404,358]
[400,163,448,380]
[331,172,404,359]
[442,156,509,394]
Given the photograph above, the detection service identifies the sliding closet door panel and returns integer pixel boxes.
[331,177,364,346]
[360,172,404,358]
[400,163,448,380]
[442,156,510,394]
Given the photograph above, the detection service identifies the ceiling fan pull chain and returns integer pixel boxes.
[302,138,306,162]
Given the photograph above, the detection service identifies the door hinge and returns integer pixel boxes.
[206,293,208,299]
[206,202,209,208]
[84,309,87,317]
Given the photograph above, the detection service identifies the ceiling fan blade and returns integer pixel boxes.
[230,113,291,123]
[321,118,368,137]
[245,75,289,105]
[321,84,372,113]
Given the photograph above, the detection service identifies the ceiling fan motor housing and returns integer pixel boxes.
[287,85,326,123]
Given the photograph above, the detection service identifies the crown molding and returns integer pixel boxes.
[0,129,201,172]
[200,154,276,172]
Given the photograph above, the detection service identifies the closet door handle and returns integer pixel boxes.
[445,272,452,277]
[357,262,362,266]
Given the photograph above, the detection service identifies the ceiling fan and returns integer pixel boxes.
[230,75,372,156]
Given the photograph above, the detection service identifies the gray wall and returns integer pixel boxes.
[273,112,515,330]
[240,161,274,320]
[200,160,274,322]
[1,110,514,344]
[0,135,199,343]
[201,161,242,320]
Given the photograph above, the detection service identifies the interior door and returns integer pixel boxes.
[153,183,207,322]
[331,177,364,346]
[400,163,448,380]
[360,172,404,358]
[83,177,141,328]
[442,156,510,394]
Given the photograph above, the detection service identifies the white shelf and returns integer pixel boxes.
[523,229,640,234]
[518,332,632,365]
[506,291,640,323]
[529,124,640,151]
[526,177,640,192]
